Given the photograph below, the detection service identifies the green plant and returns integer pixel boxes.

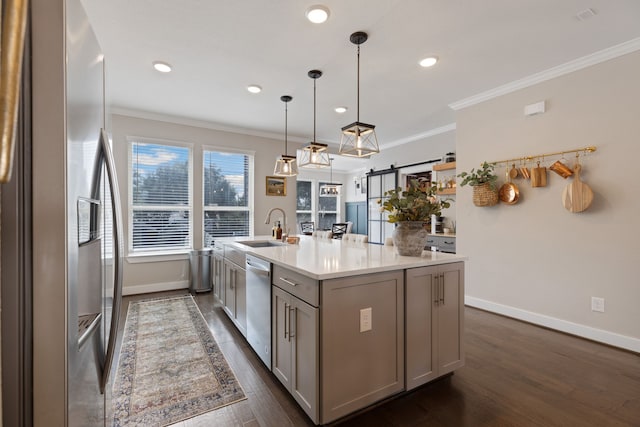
[457,161,498,189]
[378,178,451,223]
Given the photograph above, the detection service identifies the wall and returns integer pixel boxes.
[456,51,640,351]
[111,114,298,294]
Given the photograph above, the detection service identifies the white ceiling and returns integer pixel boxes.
[81,0,640,171]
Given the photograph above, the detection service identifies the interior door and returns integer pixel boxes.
[367,170,397,244]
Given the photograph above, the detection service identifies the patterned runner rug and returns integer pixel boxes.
[113,295,246,426]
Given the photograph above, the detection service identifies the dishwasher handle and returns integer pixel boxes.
[246,260,270,277]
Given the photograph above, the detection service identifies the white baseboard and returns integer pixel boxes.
[465,296,640,354]
[122,280,189,296]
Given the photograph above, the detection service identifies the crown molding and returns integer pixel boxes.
[449,37,640,111]
[111,107,309,144]
[380,123,456,149]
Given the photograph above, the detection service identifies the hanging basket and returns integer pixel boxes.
[472,182,498,207]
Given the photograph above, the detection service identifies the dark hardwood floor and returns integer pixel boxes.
[116,291,640,426]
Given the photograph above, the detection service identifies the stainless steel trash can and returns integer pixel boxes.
[189,249,213,293]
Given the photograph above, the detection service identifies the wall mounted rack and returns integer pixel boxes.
[489,146,597,166]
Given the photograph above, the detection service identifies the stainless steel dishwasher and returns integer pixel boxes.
[245,254,272,369]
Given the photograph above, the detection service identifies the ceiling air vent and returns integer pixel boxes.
[575,8,597,21]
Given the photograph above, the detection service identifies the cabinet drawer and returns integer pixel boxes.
[224,245,246,267]
[439,238,456,253]
[272,264,319,307]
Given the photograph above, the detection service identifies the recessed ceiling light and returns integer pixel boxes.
[334,106,347,114]
[152,61,172,73]
[419,56,438,68]
[247,85,262,94]
[306,5,330,24]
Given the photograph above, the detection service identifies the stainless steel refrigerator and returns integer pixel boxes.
[1,0,123,425]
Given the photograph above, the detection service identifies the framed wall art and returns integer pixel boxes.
[266,176,286,196]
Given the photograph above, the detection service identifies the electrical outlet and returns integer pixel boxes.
[591,297,605,313]
[360,307,372,332]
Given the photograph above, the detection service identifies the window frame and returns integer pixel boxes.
[127,136,194,256]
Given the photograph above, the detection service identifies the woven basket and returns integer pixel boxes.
[472,182,498,207]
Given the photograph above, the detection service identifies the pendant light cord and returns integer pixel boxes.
[313,78,317,142]
[356,44,360,123]
[329,157,333,182]
[284,101,288,155]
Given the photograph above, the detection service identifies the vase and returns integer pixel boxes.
[392,221,429,256]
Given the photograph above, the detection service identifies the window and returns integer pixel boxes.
[296,179,340,231]
[203,149,253,245]
[318,181,338,230]
[296,180,313,224]
[129,139,192,253]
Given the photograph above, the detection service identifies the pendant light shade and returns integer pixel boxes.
[299,70,331,168]
[319,157,342,196]
[299,142,330,168]
[274,95,299,177]
[339,31,380,158]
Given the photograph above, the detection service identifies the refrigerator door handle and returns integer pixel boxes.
[93,128,124,393]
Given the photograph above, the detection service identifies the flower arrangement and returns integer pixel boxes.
[378,178,451,223]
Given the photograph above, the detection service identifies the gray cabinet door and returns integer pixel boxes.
[405,267,437,389]
[405,262,464,390]
[235,266,247,337]
[272,286,292,388]
[437,262,464,375]
[290,296,318,422]
[223,260,236,319]
[223,260,247,336]
[213,253,224,303]
[271,286,319,423]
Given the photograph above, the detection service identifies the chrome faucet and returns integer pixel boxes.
[264,207,287,241]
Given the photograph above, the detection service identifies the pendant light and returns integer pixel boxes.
[274,95,298,177]
[339,31,380,158]
[299,69,331,168]
[319,157,342,196]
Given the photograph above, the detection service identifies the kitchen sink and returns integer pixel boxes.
[238,240,285,248]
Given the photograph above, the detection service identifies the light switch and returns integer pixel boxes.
[360,307,372,332]
[591,297,605,313]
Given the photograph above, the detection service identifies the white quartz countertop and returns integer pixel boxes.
[428,232,457,238]
[218,235,466,280]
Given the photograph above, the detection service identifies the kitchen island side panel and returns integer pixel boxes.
[320,270,404,424]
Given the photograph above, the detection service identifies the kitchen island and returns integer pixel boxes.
[214,236,466,425]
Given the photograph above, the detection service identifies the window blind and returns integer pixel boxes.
[129,141,192,252]
[203,149,252,244]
